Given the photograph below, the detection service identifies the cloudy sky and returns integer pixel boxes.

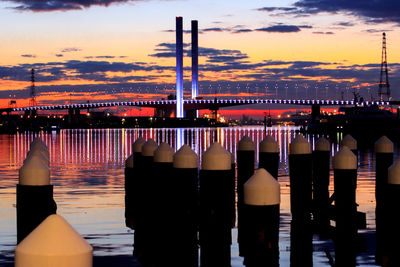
[0,0,399,116]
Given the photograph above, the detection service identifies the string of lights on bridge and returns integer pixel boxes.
[12,98,390,112]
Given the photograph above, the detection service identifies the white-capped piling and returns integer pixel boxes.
[258,135,279,179]
[139,142,176,267]
[30,138,50,159]
[289,135,313,267]
[375,136,393,204]
[289,135,312,222]
[26,149,50,167]
[141,139,158,164]
[129,137,146,259]
[199,142,233,267]
[382,159,400,266]
[237,136,255,258]
[17,139,56,243]
[15,214,92,267]
[243,168,280,267]
[374,136,393,264]
[172,145,199,267]
[340,134,358,159]
[124,154,134,229]
[333,146,358,267]
[132,137,146,166]
[312,137,331,235]
[135,138,158,265]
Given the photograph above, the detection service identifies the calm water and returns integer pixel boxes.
[0,127,386,266]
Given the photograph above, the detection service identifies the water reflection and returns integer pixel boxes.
[0,126,383,266]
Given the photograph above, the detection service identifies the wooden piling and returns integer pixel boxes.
[312,137,331,235]
[173,145,199,267]
[243,168,280,267]
[17,142,56,244]
[333,146,358,267]
[258,135,279,179]
[237,136,255,258]
[200,143,233,267]
[374,136,393,265]
[15,215,92,267]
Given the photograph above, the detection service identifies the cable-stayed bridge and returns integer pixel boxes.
[9,98,392,113]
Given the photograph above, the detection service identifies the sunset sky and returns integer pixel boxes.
[0,0,399,117]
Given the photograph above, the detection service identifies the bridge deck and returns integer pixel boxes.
[7,99,391,112]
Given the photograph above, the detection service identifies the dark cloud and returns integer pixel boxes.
[293,0,400,24]
[21,54,36,58]
[313,31,334,34]
[336,21,355,27]
[85,56,116,59]
[163,25,256,35]
[256,7,298,12]
[7,0,144,12]
[55,54,63,57]
[298,25,313,29]
[257,1,400,25]
[202,27,228,32]
[61,47,81,53]
[256,25,301,33]
[149,43,249,65]
[162,29,192,34]
[1,60,400,101]
[0,59,175,84]
[232,29,253,33]
[363,29,392,33]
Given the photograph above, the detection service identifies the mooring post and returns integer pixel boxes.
[137,138,158,266]
[333,146,358,267]
[340,134,357,161]
[312,137,331,236]
[237,136,255,258]
[130,137,146,258]
[383,159,400,266]
[374,136,393,265]
[148,142,175,267]
[173,144,199,267]
[200,143,233,267]
[15,215,92,267]
[258,135,279,179]
[289,135,312,222]
[289,135,313,267]
[17,139,56,244]
[124,154,134,229]
[243,168,280,267]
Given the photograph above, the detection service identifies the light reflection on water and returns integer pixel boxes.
[0,127,381,266]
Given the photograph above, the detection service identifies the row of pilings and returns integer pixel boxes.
[125,134,400,267]
[12,133,400,267]
[14,138,93,267]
